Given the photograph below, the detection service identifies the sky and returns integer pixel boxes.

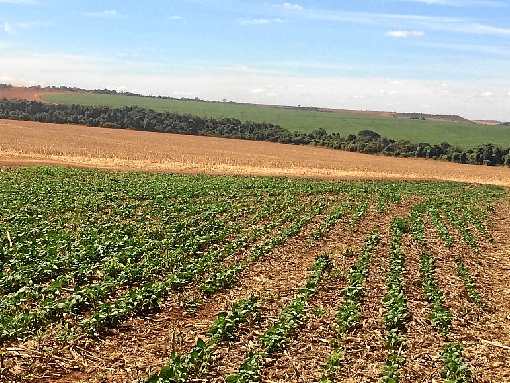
[1,0,510,121]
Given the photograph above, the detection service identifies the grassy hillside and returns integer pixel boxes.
[41,93,510,149]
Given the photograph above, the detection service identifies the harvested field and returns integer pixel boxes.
[1,119,510,186]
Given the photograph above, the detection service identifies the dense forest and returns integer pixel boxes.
[1,98,509,166]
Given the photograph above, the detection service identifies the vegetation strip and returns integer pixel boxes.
[225,255,333,383]
[321,229,380,383]
[349,198,369,229]
[428,203,454,247]
[417,247,473,381]
[442,343,473,383]
[456,260,484,308]
[146,296,260,383]
[380,217,410,383]
[419,252,453,334]
[410,202,427,246]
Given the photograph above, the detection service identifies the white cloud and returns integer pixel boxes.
[84,10,122,18]
[282,2,303,10]
[4,22,14,33]
[239,18,282,25]
[0,0,39,3]
[472,23,510,35]
[386,30,424,37]
[3,21,36,33]
[396,0,506,7]
[168,16,183,20]
[481,91,493,96]
[241,19,269,24]
[4,22,53,33]
[271,7,510,36]
[251,88,264,93]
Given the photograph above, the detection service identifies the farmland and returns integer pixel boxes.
[40,93,510,149]
[3,119,510,186]
[1,167,509,382]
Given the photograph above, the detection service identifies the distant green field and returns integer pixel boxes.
[41,93,510,149]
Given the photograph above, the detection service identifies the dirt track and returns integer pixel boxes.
[1,119,510,186]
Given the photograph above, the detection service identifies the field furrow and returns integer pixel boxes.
[398,239,445,382]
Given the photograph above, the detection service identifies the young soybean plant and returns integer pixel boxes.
[456,260,484,308]
[419,254,472,382]
[321,230,380,383]
[379,218,410,383]
[442,343,472,383]
[420,252,452,335]
[226,255,333,383]
[147,296,260,383]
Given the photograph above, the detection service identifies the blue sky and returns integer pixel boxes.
[1,0,510,120]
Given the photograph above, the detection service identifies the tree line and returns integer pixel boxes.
[1,98,509,166]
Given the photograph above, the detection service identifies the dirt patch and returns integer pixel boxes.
[1,119,510,186]
[0,87,82,102]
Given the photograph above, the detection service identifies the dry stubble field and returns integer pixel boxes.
[0,118,509,383]
[1,119,510,186]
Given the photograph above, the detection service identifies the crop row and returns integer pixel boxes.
[225,255,333,383]
[380,218,410,383]
[321,230,380,382]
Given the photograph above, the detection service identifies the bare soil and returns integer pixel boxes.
[0,87,83,102]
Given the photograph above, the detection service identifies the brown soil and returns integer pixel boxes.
[0,87,83,102]
[318,107,395,118]
[1,119,510,186]
[472,120,503,126]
